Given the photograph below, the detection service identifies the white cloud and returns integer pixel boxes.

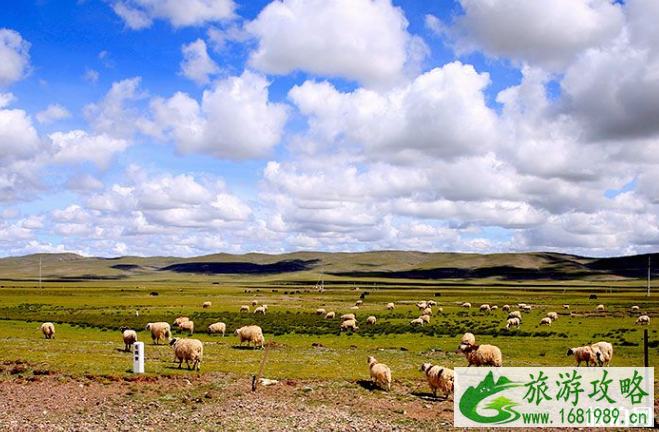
[83,77,145,138]
[65,174,105,192]
[147,71,288,160]
[246,0,426,88]
[112,0,236,30]
[436,0,624,71]
[0,104,41,163]
[0,29,31,87]
[49,130,130,169]
[84,68,99,83]
[180,39,220,85]
[36,104,72,124]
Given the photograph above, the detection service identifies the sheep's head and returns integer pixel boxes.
[567,348,575,356]
[420,363,432,373]
[457,343,477,354]
[119,326,128,333]
[366,356,377,366]
[169,338,179,346]
[145,323,152,330]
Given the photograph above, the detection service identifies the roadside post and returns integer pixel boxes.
[133,341,144,373]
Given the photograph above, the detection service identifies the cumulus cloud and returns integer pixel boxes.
[180,39,220,85]
[147,71,288,160]
[0,29,31,87]
[36,104,72,124]
[83,77,146,138]
[246,0,426,88]
[112,0,236,30]
[49,130,130,169]
[434,0,624,71]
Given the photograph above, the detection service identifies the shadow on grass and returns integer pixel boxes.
[231,345,263,350]
[356,379,381,391]
[410,390,451,401]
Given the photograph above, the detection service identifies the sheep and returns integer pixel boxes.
[417,301,428,310]
[518,303,527,308]
[436,307,444,314]
[254,305,267,315]
[316,308,326,315]
[366,356,391,391]
[461,332,476,346]
[596,304,605,312]
[563,304,570,309]
[234,325,265,349]
[40,322,55,339]
[508,311,522,321]
[631,305,640,313]
[522,304,532,311]
[146,322,172,345]
[461,302,471,309]
[207,322,226,336]
[479,304,491,313]
[386,302,395,310]
[341,319,359,331]
[173,316,189,327]
[546,312,558,321]
[423,307,433,315]
[457,343,503,367]
[502,304,511,312]
[419,314,431,324]
[366,316,377,325]
[491,305,498,311]
[169,338,203,371]
[567,346,595,367]
[177,320,194,335]
[350,306,360,310]
[202,301,212,308]
[240,305,250,313]
[505,317,520,329]
[420,363,454,397]
[636,315,650,325]
[324,311,336,319]
[119,326,137,352]
[590,341,613,367]
[409,318,424,326]
[341,313,356,321]
[427,300,437,307]
[252,300,259,307]
[539,317,552,326]
[355,300,363,306]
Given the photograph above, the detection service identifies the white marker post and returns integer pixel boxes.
[133,341,144,373]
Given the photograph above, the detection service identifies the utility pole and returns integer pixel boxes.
[647,257,651,297]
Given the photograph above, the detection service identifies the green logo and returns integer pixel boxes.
[460,371,524,424]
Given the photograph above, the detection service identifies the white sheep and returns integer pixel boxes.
[419,314,431,324]
[119,326,137,352]
[508,311,522,321]
[505,317,521,329]
[252,300,259,307]
[461,332,476,346]
[254,305,267,315]
[324,311,336,319]
[367,356,391,391]
[316,308,326,315]
[202,301,212,308]
[636,315,650,325]
[596,304,605,312]
[350,306,360,310]
[518,303,527,308]
[41,322,55,339]
[341,313,356,321]
[539,317,552,326]
[522,304,532,311]
[479,304,491,313]
[590,341,613,367]
[386,302,395,310]
[502,304,511,312]
[170,338,203,371]
[461,302,472,309]
[416,301,428,310]
[409,318,424,326]
[234,325,264,349]
[366,316,377,325]
[546,312,558,321]
[177,320,194,335]
[457,343,503,367]
[341,319,359,331]
[437,307,444,314]
[563,304,570,309]
[145,322,171,344]
[631,305,640,313]
[173,316,189,327]
[240,305,250,313]
[567,346,595,367]
[356,300,363,306]
[427,300,437,306]
[491,305,498,311]
[207,322,226,336]
[420,363,454,397]
[423,307,433,316]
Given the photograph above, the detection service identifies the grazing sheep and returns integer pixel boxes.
[350,306,360,310]
[367,356,391,391]
[240,305,250,313]
[119,326,137,352]
[207,322,226,336]
[386,302,395,310]
[417,301,428,311]
[522,304,532,311]
[461,302,472,309]
[420,363,454,397]
[567,346,595,367]
[505,317,521,329]
[419,314,431,324]
[366,316,377,325]
[341,319,359,331]
[202,301,212,308]
[636,315,650,325]
[423,307,433,315]
[508,311,522,321]
[324,311,336,319]
[491,305,498,311]
[479,304,491,313]
[316,308,326,315]
[518,303,527,308]
[254,305,267,315]
[252,300,259,307]
[563,304,570,309]
[177,320,194,335]
[631,305,640,313]
[457,343,503,367]
[437,307,444,314]
[409,318,424,326]
[539,317,552,326]
[234,325,265,349]
[341,313,356,321]
[41,322,55,339]
[427,300,437,306]
[173,316,189,327]
[135,310,139,317]
[146,322,172,345]
[590,341,613,367]
[169,338,203,371]
[502,304,511,312]
[461,332,476,346]
[596,304,605,312]
[546,312,558,321]
[356,300,363,306]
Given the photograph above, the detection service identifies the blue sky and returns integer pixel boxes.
[1,0,658,258]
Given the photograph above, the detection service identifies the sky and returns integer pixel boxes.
[1,0,659,258]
